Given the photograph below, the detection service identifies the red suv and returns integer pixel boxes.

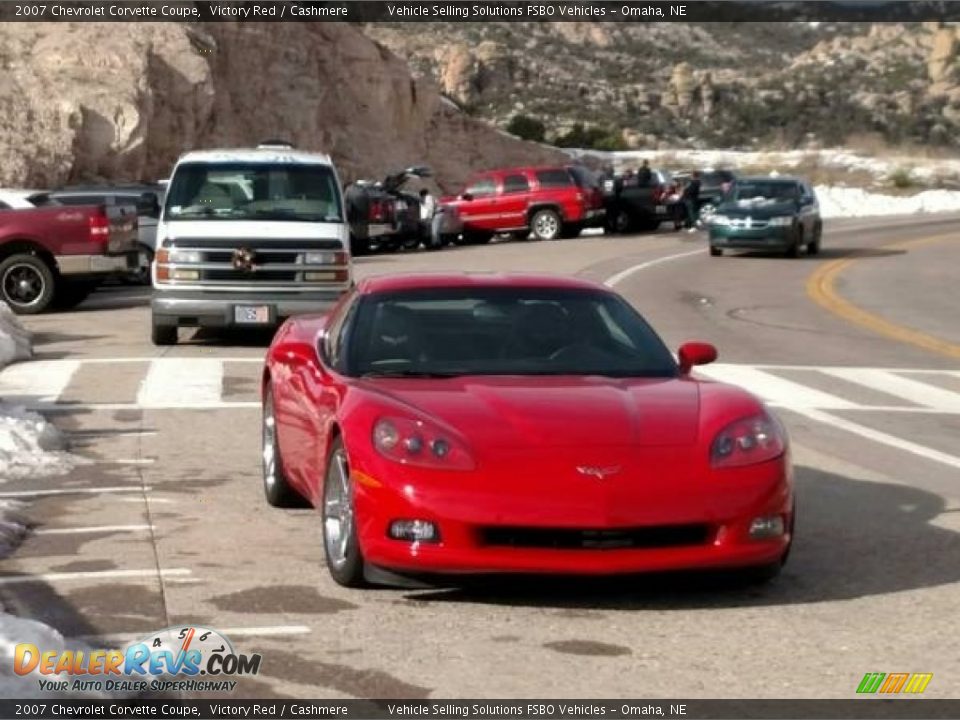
[438,165,605,244]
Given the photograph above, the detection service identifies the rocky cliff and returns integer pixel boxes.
[366,21,960,150]
[0,21,565,192]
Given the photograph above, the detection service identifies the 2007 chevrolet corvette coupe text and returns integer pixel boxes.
[261,273,794,587]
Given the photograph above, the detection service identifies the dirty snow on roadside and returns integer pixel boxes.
[813,186,960,218]
[0,301,93,698]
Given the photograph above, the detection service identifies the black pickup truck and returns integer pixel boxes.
[601,169,684,234]
[345,166,431,255]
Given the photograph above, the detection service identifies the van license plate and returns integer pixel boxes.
[234,306,271,324]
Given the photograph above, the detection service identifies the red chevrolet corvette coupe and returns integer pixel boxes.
[261,273,794,587]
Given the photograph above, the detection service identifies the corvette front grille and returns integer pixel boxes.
[477,524,711,551]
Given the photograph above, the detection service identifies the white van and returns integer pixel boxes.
[150,143,352,345]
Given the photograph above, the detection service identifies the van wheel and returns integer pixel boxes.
[710,246,723,257]
[0,254,56,315]
[531,209,562,241]
[785,228,802,258]
[807,225,822,255]
[151,319,177,346]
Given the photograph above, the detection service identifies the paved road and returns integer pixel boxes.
[2,217,959,699]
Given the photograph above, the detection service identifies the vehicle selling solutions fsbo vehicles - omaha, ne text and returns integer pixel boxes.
[260,273,795,588]
[150,142,352,345]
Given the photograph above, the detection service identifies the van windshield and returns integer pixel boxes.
[164,162,343,222]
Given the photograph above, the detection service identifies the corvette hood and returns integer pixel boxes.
[355,375,701,449]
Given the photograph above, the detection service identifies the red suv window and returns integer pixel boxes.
[502,174,530,194]
[535,169,574,188]
[465,177,496,197]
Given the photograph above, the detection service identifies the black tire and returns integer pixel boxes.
[807,225,822,255]
[463,231,493,245]
[530,208,562,241]
[151,318,177,346]
[350,235,370,257]
[53,280,97,310]
[129,245,153,285]
[0,253,56,315]
[322,436,367,587]
[262,387,308,508]
[608,210,631,234]
[710,246,723,257]
[639,215,660,233]
[785,227,802,258]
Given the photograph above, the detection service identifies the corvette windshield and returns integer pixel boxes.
[165,162,343,222]
[346,288,678,378]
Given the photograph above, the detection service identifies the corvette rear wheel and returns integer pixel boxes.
[262,387,307,508]
[322,437,367,587]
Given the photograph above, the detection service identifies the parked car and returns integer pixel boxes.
[0,189,138,313]
[48,184,164,284]
[603,169,683,234]
[437,165,605,244]
[345,166,431,255]
[673,169,739,225]
[150,141,352,345]
[707,176,822,258]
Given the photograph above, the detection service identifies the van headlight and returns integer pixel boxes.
[168,249,202,264]
[768,216,794,227]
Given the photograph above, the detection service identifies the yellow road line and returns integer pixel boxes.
[806,232,960,360]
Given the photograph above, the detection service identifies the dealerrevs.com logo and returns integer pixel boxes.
[14,626,262,693]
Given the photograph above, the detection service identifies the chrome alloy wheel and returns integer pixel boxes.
[323,449,354,569]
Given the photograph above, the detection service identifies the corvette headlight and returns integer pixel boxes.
[372,416,475,470]
[767,216,794,227]
[709,214,731,226]
[711,412,786,468]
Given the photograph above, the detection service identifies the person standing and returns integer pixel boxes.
[637,159,653,186]
[682,171,701,232]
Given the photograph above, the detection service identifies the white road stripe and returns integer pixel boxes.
[34,525,151,536]
[75,625,310,645]
[68,430,158,438]
[697,364,859,410]
[112,458,156,466]
[36,401,260,412]
[0,486,149,498]
[820,368,960,413]
[790,407,960,471]
[0,568,191,586]
[138,359,224,408]
[0,360,79,403]
[604,248,703,286]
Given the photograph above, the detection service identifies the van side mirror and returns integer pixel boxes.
[137,192,161,218]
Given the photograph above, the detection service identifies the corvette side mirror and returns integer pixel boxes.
[678,342,717,375]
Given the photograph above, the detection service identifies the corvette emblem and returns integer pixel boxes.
[232,247,257,272]
[576,465,622,480]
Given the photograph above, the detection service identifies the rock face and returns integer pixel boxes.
[0,22,563,192]
[368,21,960,149]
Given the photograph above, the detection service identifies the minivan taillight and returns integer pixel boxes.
[89,209,110,242]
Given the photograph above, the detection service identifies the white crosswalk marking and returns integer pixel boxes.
[136,358,224,408]
[1,358,959,417]
[0,359,79,403]
[696,364,860,410]
[819,368,960,413]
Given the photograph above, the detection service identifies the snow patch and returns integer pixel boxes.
[0,302,31,370]
[815,186,960,218]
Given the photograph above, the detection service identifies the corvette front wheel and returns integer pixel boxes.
[322,437,367,587]
[262,387,307,508]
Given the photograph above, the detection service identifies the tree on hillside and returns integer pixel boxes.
[506,114,547,142]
